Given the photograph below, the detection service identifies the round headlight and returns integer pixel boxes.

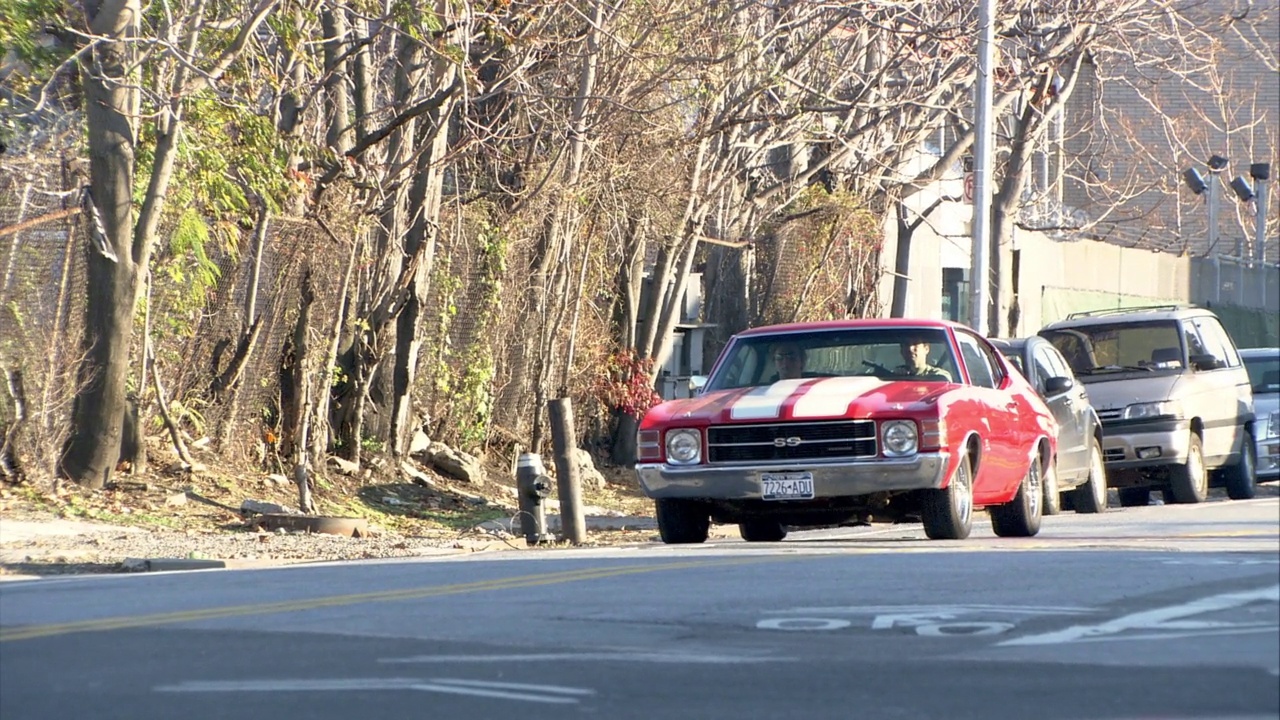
[665,429,702,464]
[882,421,918,457]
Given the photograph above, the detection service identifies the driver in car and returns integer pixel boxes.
[770,343,807,381]
[896,334,953,382]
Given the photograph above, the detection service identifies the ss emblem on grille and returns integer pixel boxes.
[773,436,803,447]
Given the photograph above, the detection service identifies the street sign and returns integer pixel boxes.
[963,172,975,204]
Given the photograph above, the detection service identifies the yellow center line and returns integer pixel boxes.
[0,556,783,643]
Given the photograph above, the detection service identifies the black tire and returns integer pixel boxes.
[1168,433,1208,504]
[1042,461,1062,516]
[1223,432,1258,500]
[655,498,710,544]
[1118,487,1151,507]
[1072,439,1109,514]
[990,453,1044,538]
[739,519,788,542]
[922,454,974,540]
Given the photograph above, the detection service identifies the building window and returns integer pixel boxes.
[942,268,970,322]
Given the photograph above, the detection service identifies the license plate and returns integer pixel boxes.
[761,472,814,501]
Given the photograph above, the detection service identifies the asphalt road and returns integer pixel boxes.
[2,495,1278,720]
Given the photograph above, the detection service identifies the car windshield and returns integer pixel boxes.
[1041,321,1184,377]
[706,327,959,390]
[1243,352,1280,394]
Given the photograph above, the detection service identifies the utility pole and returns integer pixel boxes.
[968,0,995,335]
[1253,162,1271,264]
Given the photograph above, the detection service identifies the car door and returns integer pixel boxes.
[1189,315,1253,466]
[1033,341,1088,480]
[954,332,1023,501]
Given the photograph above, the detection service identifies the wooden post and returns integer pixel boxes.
[547,398,586,544]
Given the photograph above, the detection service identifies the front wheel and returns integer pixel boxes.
[922,454,974,540]
[739,519,788,542]
[990,453,1044,537]
[1222,433,1257,500]
[1072,439,1109,514]
[1168,433,1208,504]
[655,498,710,544]
[1042,461,1062,516]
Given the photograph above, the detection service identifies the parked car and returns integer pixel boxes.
[989,337,1109,514]
[1239,347,1280,483]
[1039,305,1256,506]
[634,319,1058,543]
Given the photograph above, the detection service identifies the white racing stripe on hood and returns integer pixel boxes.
[792,376,888,418]
[729,379,809,420]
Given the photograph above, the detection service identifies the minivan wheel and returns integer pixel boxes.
[1118,487,1150,507]
[1168,433,1208,504]
[655,499,710,544]
[1223,432,1258,500]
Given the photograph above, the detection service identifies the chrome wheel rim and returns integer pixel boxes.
[1026,458,1041,518]
[955,463,972,526]
[1091,445,1107,506]
[1190,443,1206,493]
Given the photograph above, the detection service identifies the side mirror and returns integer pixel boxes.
[1043,376,1074,397]
[1189,354,1223,371]
[689,375,708,394]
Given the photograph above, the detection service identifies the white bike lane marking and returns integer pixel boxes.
[155,677,594,704]
[380,651,791,664]
[756,604,1095,637]
[999,584,1280,646]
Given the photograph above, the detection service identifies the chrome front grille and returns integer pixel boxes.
[1097,408,1123,423]
[706,420,877,463]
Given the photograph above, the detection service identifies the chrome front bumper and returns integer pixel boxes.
[1258,435,1280,480]
[635,452,950,500]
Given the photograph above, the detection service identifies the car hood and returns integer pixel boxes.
[1078,373,1182,413]
[644,376,947,425]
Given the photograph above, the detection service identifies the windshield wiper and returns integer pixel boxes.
[1078,364,1155,375]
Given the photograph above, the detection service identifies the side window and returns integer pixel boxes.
[1030,346,1057,391]
[1180,320,1207,360]
[956,333,997,389]
[1043,345,1074,380]
[1192,317,1241,368]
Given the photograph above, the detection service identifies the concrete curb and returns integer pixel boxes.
[121,557,289,572]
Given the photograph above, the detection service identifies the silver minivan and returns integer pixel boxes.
[1040,305,1257,505]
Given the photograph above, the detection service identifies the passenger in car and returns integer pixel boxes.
[896,334,953,382]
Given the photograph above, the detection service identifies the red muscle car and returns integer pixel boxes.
[635,319,1058,543]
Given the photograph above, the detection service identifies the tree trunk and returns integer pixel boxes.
[890,202,913,318]
[63,0,142,489]
[389,4,459,457]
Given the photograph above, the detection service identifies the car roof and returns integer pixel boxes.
[1040,304,1214,330]
[736,318,968,337]
[1239,347,1280,359]
[989,337,1041,352]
